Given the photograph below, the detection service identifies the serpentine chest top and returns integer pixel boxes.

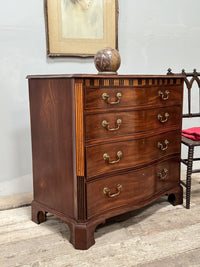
[28,74,184,249]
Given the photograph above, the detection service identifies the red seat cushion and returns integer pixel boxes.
[182,127,200,141]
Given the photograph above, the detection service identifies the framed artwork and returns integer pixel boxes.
[45,0,118,57]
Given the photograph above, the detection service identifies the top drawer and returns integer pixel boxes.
[84,77,183,110]
[85,85,182,110]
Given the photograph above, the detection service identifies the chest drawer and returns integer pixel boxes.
[85,106,182,141]
[86,130,181,178]
[87,156,180,219]
[85,86,182,110]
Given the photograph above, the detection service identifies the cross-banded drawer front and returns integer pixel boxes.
[85,85,182,110]
[85,106,182,141]
[86,156,180,219]
[86,130,181,178]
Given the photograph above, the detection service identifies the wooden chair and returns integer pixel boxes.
[167,68,200,209]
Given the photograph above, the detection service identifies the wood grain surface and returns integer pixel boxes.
[87,156,180,218]
[85,106,182,141]
[85,130,181,178]
[29,78,76,217]
[85,85,183,110]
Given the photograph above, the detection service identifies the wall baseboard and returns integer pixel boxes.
[0,192,33,211]
[0,173,33,197]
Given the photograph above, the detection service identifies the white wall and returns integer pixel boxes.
[0,0,200,196]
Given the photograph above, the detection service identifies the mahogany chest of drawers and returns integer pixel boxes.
[28,74,184,249]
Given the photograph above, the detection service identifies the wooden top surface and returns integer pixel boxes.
[27,73,184,79]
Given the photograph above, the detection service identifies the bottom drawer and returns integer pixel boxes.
[87,156,180,219]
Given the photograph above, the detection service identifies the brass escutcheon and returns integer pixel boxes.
[157,168,168,180]
[158,90,170,100]
[103,184,122,198]
[158,112,169,123]
[102,92,122,105]
[102,119,122,131]
[103,151,122,164]
[157,139,169,151]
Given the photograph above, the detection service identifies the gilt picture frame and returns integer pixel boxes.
[45,0,118,57]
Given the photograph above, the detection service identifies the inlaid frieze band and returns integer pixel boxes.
[85,78,181,87]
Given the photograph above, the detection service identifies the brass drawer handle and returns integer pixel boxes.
[103,184,122,198]
[158,112,169,123]
[157,140,169,151]
[102,119,122,131]
[103,151,122,164]
[102,92,122,105]
[158,90,170,100]
[157,168,168,180]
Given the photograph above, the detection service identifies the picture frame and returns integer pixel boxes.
[45,0,119,57]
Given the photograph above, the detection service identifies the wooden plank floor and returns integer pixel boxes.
[1,175,200,266]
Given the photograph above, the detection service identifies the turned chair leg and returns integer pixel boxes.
[186,145,194,209]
